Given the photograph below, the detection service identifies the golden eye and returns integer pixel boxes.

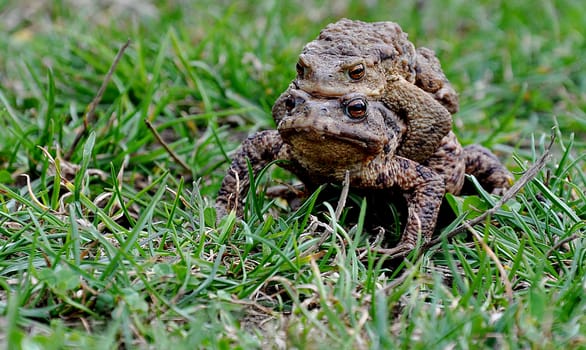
[348,63,365,80]
[345,98,367,119]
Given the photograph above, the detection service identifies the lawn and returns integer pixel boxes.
[0,0,585,348]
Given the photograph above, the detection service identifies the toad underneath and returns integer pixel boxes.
[215,19,513,257]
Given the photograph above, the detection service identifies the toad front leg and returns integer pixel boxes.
[356,156,445,258]
[216,130,290,218]
[382,76,453,164]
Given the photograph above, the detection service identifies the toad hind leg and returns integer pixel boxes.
[463,145,513,195]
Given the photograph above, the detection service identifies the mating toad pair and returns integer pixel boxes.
[216,19,513,257]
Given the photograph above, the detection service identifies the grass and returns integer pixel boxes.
[0,0,585,348]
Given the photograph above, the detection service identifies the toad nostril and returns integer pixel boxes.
[285,96,296,110]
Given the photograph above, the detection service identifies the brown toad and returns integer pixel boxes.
[216,86,513,257]
[292,18,459,163]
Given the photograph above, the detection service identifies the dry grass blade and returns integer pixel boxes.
[467,223,514,302]
[428,132,555,247]
[545,233,581,257]
[145,119,191,173]
[65,39,131,160]
[334,170,351,221]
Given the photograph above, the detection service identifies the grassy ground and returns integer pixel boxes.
[0,0,585,348]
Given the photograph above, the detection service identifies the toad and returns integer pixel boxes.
[292,18,459,163]
[216,19,513,257]
[216,87,513,257]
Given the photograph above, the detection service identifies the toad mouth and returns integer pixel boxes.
[278,123,380,151]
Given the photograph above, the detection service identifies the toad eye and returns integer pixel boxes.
[348,63,365,80]
[344,98,367,119]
